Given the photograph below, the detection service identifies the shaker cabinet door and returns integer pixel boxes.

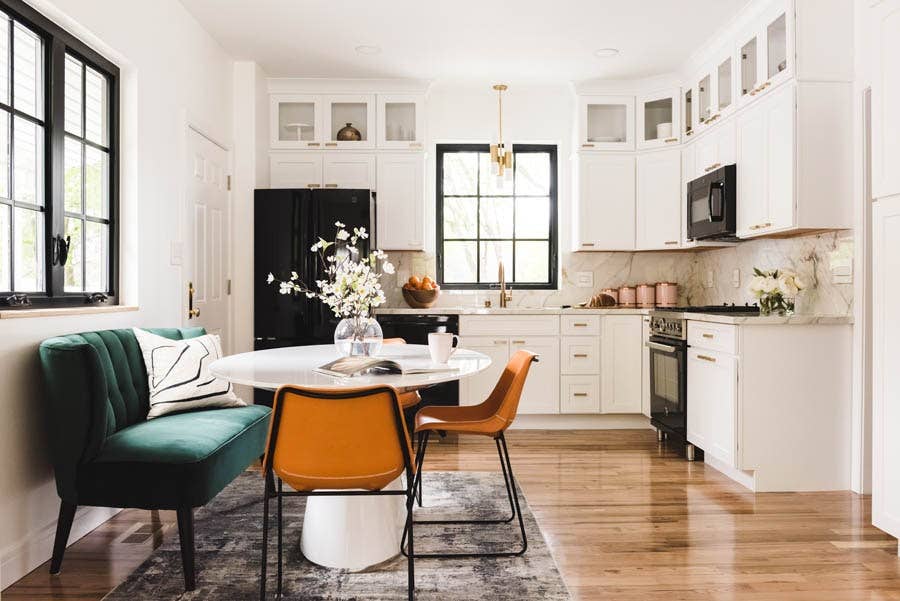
[576,154,635,251]
[376,153,425,250]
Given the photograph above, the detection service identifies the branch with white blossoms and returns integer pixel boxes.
[267,222,395,318]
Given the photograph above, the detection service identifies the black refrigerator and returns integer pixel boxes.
[253,188,373,403]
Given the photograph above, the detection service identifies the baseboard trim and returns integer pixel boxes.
[703,454,757,491]
[511,414,653,430]
[1,505,121,590]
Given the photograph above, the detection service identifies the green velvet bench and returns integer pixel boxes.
[38,327,271,591]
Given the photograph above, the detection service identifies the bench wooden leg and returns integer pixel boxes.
[49,501,76,575]
[176,506,196,591]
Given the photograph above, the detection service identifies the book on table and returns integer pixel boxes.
[315,356,459,378]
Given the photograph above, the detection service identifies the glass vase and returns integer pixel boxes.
[334,315,383,357]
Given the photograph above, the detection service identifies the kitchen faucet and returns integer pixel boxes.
[498,260,512,308]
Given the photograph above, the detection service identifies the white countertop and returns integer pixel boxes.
[375,306,853,325]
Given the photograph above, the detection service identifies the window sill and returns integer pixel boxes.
[0,305,138,319]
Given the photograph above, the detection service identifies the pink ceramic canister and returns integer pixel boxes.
[655,282,678,307]
[618,286,637,307]
[636,284,656,308]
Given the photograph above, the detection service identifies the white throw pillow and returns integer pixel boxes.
[133,328,246,419]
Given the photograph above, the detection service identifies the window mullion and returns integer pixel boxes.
[46,36,65,298]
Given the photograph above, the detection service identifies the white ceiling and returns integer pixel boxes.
[180,0,750,82]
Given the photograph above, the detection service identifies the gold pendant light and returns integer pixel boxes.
[489,84,513,179]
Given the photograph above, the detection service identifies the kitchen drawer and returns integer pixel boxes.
[687,320,737,354]
[560,375,601,414]
[561,315,601,336]
[460,315,559,337]
[560,336,601,374]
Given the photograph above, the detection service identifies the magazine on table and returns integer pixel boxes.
[315,355,459,378]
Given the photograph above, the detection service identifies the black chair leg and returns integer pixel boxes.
[277,479,283,598]
[416,432,429,507]
[406,485,416,600]
[49,501,76,575]
[260,474,270,600]
[176,506,196,591]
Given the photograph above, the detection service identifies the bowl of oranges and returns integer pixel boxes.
[402,275,440,308]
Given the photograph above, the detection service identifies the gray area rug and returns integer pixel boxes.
[104,470,570,600]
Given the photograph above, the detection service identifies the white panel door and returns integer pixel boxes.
[376,153,424,250]
[184,129,231,350]
[458,337,509,406]
[601,316,643,413]
[872,194,900,539]
[736,100,768,236]
[270,153,323,189]
[871,0,900,199]
[636,148,681,250]
[576,154,635,251]
[641,316,651,418]
[764,84,796,232]
[323,153,375,190]
[511,337,560,414]
[688,348,737,467]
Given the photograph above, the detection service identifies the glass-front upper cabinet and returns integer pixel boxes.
[684,88,694,138]
[377,94,424,150]
[270,94,324,149]
[738,2,792,106]
[637,89,680,149]
[578,95,635,151]
[716,55,734,117]
[323,94,376,149]
[697,74,712,128]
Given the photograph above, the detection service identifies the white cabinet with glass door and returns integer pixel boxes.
[575,154,635,251]
[578,95,634,150]
[375,153,424,250]
[637,89,680,149]
[323,94,376,149]
[377,94,424,150]
[270,94,323,149]
[322,153,375,189]
[737,2,792,106]
[636,148,681,250]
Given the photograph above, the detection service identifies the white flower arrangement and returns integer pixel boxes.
[748,268,805,315]
[268,222,394,319]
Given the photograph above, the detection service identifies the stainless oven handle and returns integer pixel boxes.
[645,341,678,353]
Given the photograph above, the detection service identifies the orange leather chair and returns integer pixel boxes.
[404,350,538,559]
[260,385,417,600]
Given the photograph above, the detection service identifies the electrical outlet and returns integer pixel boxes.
[829,241,853,284]
[576,271,594,288]
[732,268,741,288]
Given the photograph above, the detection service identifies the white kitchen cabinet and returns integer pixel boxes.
[737,3,792,106]
[560,376,601,414]
[600,315,642,413]
[694,117,736,180]
[323,94,376,149]
[270,94,324,149]
[872,194,900,541]
[636,148,681,250]
[322,153,376,189]
[377,94,425,150]
[458,336,509,407]
[560,336,600,375]
[375,153,425,250]
[637,89,680,149]
[578,95,635,151]
[269,153,323,189]
[871,0,900,200]
[511,337,560,414]
[641,316,651,418]
[687,347,737,467]
[576,154,635,251]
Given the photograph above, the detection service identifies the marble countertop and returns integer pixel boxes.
[375,306,852,325]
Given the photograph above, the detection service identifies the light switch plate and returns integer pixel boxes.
[576,271,594,288]
[732,268,741,288]
[829,240,853,284]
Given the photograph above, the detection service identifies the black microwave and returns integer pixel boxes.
[686,164,737,241]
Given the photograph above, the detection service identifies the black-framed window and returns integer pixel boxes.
[0,0,118,308]
[436,143,558,290]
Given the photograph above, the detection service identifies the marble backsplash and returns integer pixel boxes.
[381,231,854,316]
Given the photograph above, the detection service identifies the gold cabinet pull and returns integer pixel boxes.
[573,392,589,397]
[408,142,422,148]
[512,340,526,344]
[188,281,200,319]
[664,137,679,143]
[702,333,714,339]
[697,354,717,363]
[573,353,589,358]
[581,242,596,247]
[324,183,338,188]
[582,143,595,148]
[664,240,679,245]
[704,162,722,173]
[749,222,773,231]
[306,142,320,147]
[493,340,506,345]
[324,142,338,147]
[573,323,588,327]
[307,183,321,188]
[686,130,694,137]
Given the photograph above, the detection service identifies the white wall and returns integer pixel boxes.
[0,0,234,588]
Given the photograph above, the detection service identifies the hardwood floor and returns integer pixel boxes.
[5,429,900,600]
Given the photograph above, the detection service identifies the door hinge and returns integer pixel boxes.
[227,175,231,191]
[226,279,232,295]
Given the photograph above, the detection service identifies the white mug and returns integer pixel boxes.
[428,332,459,364]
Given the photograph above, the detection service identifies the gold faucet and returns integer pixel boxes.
[498,260,512,308]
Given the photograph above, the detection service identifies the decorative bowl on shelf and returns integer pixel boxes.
[402,286,439,309]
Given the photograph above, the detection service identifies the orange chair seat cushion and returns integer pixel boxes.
[415,404,510,436]
[398,390,421,409]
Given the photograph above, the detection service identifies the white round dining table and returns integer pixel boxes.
[209,343,492,571]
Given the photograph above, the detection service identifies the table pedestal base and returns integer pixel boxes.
[300,477,406,571]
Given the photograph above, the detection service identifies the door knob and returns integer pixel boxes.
[188,282,200,319]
